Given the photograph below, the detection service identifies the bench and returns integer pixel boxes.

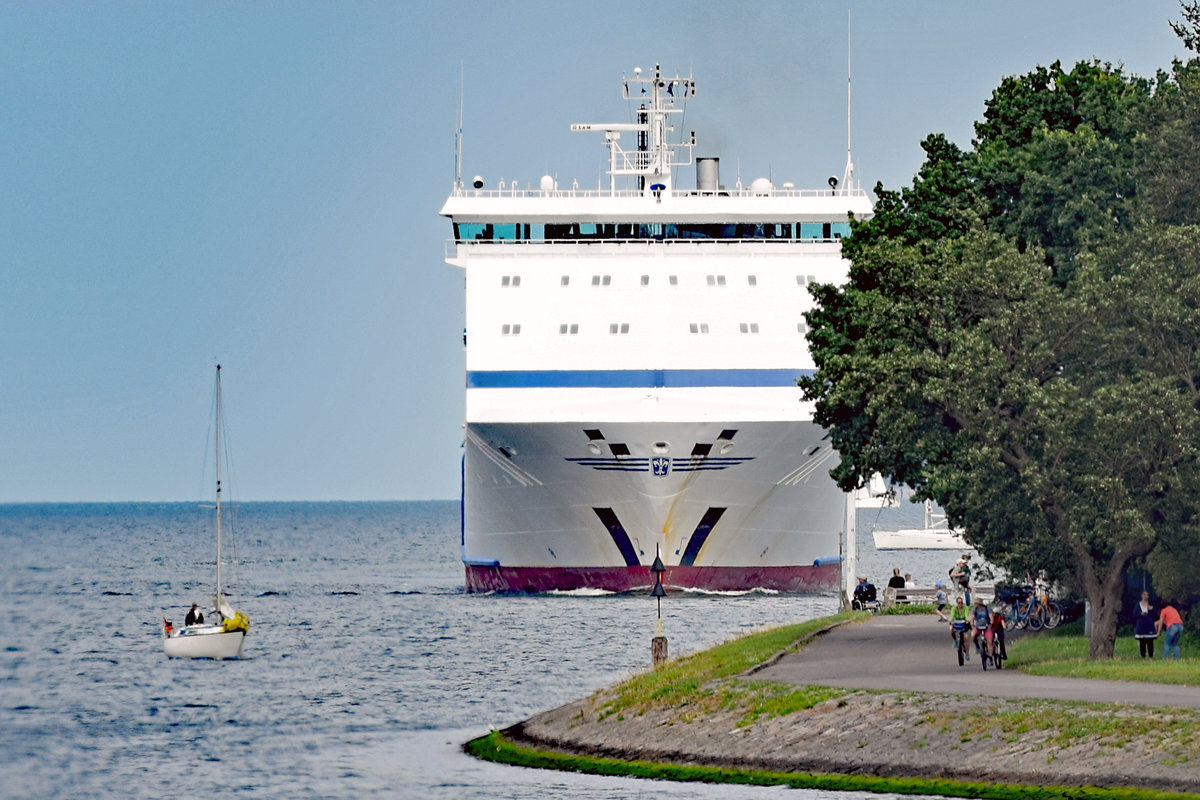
[883,585,994,609]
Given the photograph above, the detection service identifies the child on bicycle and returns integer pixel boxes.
[988,600,1006,661]
[970,597,991,656]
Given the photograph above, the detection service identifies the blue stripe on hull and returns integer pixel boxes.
[467,368,814,389]
[592,507,641,567]
[680,507,727,566]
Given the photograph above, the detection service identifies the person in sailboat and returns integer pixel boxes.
[185,603,204,626]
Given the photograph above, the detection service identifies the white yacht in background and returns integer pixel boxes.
[854,472,899,508]
[872,500,969,551]
[440,64,872,593]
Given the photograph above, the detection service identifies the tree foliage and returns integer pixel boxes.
[1172,1,1200,52]
[803,53,1200,659]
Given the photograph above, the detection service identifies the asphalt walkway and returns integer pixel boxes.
[753,614,1200,709]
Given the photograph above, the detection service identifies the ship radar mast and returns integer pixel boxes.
[841,12,857,195]
[570,64,696,196]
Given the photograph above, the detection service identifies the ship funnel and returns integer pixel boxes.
[697,157,720,192]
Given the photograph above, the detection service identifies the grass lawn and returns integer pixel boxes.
[1007,621,1199,685]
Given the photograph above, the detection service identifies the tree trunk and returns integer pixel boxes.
[1086,581,1122,659]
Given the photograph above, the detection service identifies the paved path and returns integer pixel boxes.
[753,614,1200,709]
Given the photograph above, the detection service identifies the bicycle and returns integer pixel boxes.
[973,627,991,671]
[951,619,970,666]
[990,624,1006,668]
[1000,591,1043,631]
[1038,597,1064,629]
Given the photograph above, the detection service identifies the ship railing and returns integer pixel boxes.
[448,185,869,200]
[446,236,845,257]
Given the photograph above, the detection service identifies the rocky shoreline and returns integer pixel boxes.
[509,688,1200,794]
[490,617,1200,796]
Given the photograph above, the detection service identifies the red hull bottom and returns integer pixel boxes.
[464,562,840,594]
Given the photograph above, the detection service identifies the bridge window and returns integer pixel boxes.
[454,220,849,242]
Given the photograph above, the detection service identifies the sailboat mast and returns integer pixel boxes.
[214,364,223,610]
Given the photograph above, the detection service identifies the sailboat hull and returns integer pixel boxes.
[163,626,246,659]
[871,529,968,550]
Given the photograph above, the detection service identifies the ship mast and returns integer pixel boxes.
[571,63,696,196]
[842,12,856,194]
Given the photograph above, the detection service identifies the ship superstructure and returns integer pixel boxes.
[440,64,872,593]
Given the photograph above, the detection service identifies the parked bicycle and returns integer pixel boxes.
[995,585,1043,631]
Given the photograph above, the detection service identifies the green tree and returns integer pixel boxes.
[973,61,1149,279]
[804,58,1200,659]
[1171,1,1200,52]
[1140,60,1200,225]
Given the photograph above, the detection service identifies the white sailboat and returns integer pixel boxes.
[872,499,968,550]
[854,473,899,508]
[163,364,250,659]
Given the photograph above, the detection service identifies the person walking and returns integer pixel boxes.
[1133,591,1158,659]
[1157,602,1184,660]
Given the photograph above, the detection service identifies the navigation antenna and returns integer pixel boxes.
[841,11,855,194]
[454,62,464,189]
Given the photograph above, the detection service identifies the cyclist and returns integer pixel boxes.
[970,597,991,660]
[988,600,1007,664]
[948,595,970,662]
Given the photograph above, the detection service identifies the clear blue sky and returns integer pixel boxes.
[0,1,1190,502]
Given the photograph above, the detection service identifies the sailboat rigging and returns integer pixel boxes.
[163,364,251,659]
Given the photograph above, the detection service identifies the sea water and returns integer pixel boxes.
[0,500,953,799]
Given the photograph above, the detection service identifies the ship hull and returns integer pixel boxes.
[464,562,840,593]
[461,420,845,593]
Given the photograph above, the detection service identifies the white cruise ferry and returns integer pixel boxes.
[440,64,872,593]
